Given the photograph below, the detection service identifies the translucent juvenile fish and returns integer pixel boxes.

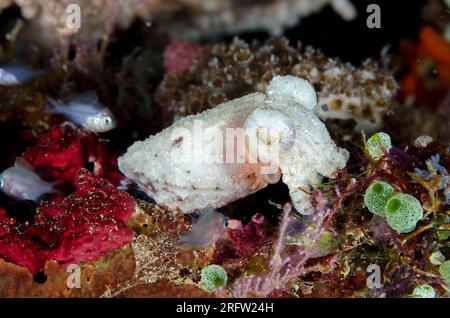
[47,91,117,133]
[0,65,42,86]
[0,158,59,201]
[179,208,228,248]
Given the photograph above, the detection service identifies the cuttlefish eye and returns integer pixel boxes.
[244,108,296,151]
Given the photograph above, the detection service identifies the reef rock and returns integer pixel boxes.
[0,0,355,45]
[0,169,136,274]
[157,38,398,131]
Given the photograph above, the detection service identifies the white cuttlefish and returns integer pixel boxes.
[0,158,59,201]
[47,91,117,133]
[119,75,349,215]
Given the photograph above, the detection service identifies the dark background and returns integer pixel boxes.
[235,0,426,64]
[0,0,427,65]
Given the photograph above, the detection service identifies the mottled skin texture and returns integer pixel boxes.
[119,76,348,215]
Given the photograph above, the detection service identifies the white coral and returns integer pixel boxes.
[173,0,356,39]
[0,0,356,44]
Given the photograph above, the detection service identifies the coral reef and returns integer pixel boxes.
[225,213,266,259]
[0,0,448,300]
[23,123,123,187]
[399,25,450,108]
[164,41,200,74]
[0,0,356,45]
[0,169,135,274]
[103,200,213,297]
[208,134,448,298]
[157,38,397,131]
[0,0,160,49]
[0,245,135,297]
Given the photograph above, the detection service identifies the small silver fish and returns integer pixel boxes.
[179,208,228,248]
[0,158,59,201]
[47,91,117,133]
[0,65,42,86]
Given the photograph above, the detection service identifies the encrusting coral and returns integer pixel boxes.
[0,0,159,47]
[23,123,123,187]
[0,244,136,297]
[102,200,214,298]
[0,0,356,44]
[0,169,136,274]
[0,1,449,299]
[157,38,398,131]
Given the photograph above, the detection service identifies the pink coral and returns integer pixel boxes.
[160,41,201,126]
[0,170,135,274]
[163,41,200,73]
[157,38,397,131]
[23,123,123,187]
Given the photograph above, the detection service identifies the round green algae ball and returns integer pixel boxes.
[412,284,436,298]
[439,260,450,283]
[364,180,396,217]
[366,132,392,158]
[200,264,228,292]
[385,193,423,234]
